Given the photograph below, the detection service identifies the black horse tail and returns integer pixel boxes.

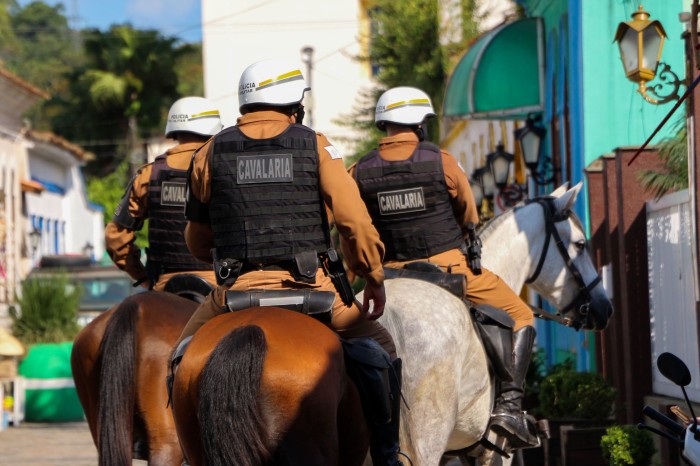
[97,297,139,466]
[199,325,272,466]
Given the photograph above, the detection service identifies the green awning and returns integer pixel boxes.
[444,18,544,120]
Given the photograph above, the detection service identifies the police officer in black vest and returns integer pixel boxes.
[106,97,222,293]
[175,59,405,466]
[350,86,538,449]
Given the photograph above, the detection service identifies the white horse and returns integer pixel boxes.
[361,183,613,466]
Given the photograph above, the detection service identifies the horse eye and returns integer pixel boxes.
[575,240,586,251]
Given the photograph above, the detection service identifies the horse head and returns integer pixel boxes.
[524,182,613,331]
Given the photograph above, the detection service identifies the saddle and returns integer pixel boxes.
[163,274,214,303]
[384,262,514,383]
[384,261,466,298]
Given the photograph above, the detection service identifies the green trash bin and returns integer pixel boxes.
[19,342,84,422]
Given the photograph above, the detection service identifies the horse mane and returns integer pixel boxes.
[199,325,273,466]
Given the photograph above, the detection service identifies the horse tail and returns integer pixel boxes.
[199,325,272,466]
[97,297,139,466]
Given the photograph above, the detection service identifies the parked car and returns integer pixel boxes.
[28,255,143,326]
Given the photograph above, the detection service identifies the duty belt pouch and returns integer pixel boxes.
[292,250,319,284]
[341,337,392,425]
[213,249,241,287]
[470,304,515,382]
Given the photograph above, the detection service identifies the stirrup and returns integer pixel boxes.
[489,413,539,449]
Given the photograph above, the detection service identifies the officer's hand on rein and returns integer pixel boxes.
[363,282,386,320]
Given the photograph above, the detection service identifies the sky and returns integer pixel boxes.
[18,0,202,43]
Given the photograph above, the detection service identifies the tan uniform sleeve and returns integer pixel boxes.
[185,139,215,259]
[442,150,480,233]
[317,134,385,286]
[104,166,151,281]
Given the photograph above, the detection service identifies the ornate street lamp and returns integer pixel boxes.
[515,114,553,185]
[82,241,94,260]
[614,5,683,105]
[29,228,41,254]
[470,178,484,212]
[486,143,515,189]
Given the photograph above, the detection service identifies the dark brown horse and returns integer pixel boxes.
[171,307,370,466]
[71,291,198,465]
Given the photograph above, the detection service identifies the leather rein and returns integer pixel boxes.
[523,198,602,329]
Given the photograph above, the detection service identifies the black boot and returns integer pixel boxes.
[490,326,538,448]
[369,358,404,466]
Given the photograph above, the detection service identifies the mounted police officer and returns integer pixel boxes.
[105,96,222,297]
[173,59,405,466]
[349,86,538,449]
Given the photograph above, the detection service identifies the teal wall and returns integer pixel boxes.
[517,0,690,373]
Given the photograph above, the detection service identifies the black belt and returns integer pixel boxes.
[239,261,293,274]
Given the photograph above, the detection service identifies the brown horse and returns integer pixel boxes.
[171,307,370,466]
[71,291,198,465]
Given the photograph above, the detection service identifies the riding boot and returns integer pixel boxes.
[369,358,405,466]
[490,326,538,448]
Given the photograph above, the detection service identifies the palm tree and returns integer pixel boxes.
[637,122,688,201]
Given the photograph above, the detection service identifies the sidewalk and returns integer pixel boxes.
[0,422,97,465]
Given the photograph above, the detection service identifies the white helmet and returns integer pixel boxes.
[375,86,436,130]
[165,96,222,138]
[238,59,310,112]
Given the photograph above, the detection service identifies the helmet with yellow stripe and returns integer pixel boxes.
[165,96,222,138]
[238,59,310,112]
[375,87,436,130]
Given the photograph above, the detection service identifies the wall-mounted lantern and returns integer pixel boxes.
[614,5,684,105]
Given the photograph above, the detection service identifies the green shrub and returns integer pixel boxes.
[10,272,81,345]
[538,368,617,422]
[601,424,655,465]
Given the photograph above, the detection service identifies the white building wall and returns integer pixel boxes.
[646,190,700,402]
[202,0,371,155]
[26,145,104,261]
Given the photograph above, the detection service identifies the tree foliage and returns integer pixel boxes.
[340,0,485,162]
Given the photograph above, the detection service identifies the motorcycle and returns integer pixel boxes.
[638,352,700,465]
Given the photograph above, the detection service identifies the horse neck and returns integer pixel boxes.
[480,203,546,294]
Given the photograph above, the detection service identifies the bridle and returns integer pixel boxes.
[524,197,602,330]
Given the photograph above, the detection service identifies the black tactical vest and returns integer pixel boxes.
[147,154,210,273]
[209,124,330,264]
[355,142,464,261]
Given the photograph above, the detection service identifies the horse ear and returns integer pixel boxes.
[553,181,583,212]
[549,182,570,197]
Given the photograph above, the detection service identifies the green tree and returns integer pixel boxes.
[0,0,19,56]
[638,122,688,200]
[47,25,185,177]
[4,1,82,93]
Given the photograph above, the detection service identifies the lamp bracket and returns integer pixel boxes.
[639,62,686,105]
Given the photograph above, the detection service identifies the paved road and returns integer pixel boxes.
[0,422,150,466]
[0,421,470,465]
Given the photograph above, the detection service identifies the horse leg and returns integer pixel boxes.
[138,359,183,466]
[71,310,112,445]
[337,379,370,466]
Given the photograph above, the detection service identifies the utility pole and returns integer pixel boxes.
[300,46,314,129]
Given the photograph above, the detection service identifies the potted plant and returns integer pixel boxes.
[524,360,617,466]
[10,271,84,422]
[601,424,655,466]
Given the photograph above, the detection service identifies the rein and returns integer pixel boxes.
[524,198,602,329]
